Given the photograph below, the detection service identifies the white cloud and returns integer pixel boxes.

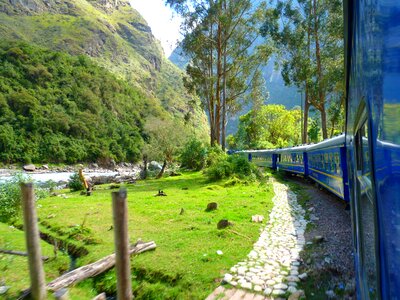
[129,0,183,57]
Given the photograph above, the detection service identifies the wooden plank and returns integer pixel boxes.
[46,241,156,292]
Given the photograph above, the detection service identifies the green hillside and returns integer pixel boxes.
[0,0,208,163]
[0,41,159,163]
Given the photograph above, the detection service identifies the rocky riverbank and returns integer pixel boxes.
[0,162,143,186]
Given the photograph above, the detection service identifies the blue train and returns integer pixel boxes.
[236,134,350,202]
[237,0,400,297]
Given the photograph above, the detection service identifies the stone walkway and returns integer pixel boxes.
[207,180,307,299]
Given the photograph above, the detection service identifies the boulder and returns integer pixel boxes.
[148,161,162,171]
[23,164,36,171]
[217,219,231,229]
[42,164,49,170]
[89,163,99,169]
[313,235,324,243]
[205,202,218,212]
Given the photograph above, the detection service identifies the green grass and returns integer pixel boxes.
[1,172,274,299]
[0,222,98,299]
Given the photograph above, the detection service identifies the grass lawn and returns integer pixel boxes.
[1,171,274,299]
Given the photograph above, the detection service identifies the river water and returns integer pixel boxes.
[0,170,119,184]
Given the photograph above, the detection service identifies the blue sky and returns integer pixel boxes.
[129,0,183,57]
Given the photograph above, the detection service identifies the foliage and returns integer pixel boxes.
[308,119,321,143]
[143,117,188,178]
[229,104,302,149]
[205,154,260,181]
[0,41,151,164]
[205,145,226,168]
[68,173,85,192]
[0,173,48,222]
[168,0,270,148]
[261,0,344,140]
[0,0,209,142]
[179,138,207,171]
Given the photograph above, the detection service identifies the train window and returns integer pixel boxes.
[355,119,380,299]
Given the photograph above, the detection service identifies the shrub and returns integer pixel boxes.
[68,173,85,191]
[205,159,233,181]
[205,145,226,167]
[0,173,48,223]
[179,139,207,171]
[204,154,261,182]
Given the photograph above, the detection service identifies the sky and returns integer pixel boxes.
[129,0,183,57]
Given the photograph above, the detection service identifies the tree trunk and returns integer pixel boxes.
[320,107,328,140]
[313,0,327,139]
[215,17,223,146]
[142,154,148,179]
[221,1,227,151]
[157,160,167,179]
[303,87,310,144]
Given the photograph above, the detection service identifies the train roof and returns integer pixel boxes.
[307,134,345,151]
[275,144,309,154]
[235,149,276,154]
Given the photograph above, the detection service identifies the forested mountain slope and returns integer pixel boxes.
[0,0,208,163]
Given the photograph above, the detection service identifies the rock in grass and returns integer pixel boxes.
[205,202,218,212]
[326,290,336,298]
[313,235,324,243]
[298,273,308,280]
[288,290,305,300]
[251,215,264,223]
[0,286,10,295]
[217,219,231,229]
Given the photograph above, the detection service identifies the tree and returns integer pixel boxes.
[261,0,344,141]
[230,104,302,149]
[143,118,187,178]
[167,0,270,149]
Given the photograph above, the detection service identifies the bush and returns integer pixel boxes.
[68,173,85,191]
[205,159,233,181]
[179,139,207,171]
[204,154,261,182]
[0,173,48,223]
[205,146,226,167]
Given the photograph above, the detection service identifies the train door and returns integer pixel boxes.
[354,110,381,299]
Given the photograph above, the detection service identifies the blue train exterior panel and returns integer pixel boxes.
[345,0,400,298]
[234,150,277,170]
[276,146,308,176]
[307,135,349,201]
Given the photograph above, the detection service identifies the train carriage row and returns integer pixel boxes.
[235,134,350,202]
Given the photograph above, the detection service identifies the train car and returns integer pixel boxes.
[276,145,308,176]
[306,134,349,201]
[249,150,277,169]
[345,0,400,298]
[234,150,277,169]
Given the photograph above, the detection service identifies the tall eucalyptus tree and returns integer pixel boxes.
[167,0,270,148]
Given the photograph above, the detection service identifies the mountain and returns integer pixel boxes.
[0,0,207,163]
[0,0,208,131]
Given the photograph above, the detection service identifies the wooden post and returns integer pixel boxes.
[21,183,47,300]
[112,189,132,300]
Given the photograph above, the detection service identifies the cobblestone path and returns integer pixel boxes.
[207,180,307,299]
